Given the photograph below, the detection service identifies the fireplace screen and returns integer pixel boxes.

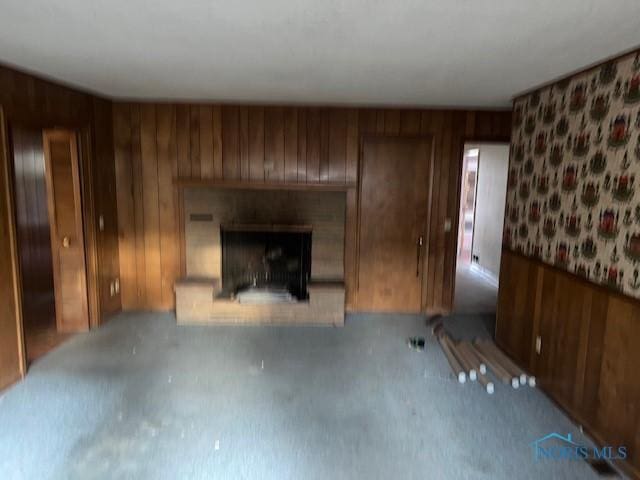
[221,225,312,300]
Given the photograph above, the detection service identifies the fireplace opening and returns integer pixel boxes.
[220,224,312,301]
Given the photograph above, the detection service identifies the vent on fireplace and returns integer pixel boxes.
[220,224,312,300]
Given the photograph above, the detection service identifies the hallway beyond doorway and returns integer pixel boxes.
[453,264,498,314]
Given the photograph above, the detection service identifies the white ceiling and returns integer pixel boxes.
[0,1,639,107]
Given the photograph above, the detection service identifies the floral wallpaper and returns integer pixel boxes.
[504,50,640,295]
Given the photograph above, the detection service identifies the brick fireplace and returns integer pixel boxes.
[175,188,346,325]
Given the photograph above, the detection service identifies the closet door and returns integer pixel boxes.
[43,129,89,332]
[357,137,431,312]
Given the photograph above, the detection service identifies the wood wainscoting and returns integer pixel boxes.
[113,104,511,312]
[497,249,640,477]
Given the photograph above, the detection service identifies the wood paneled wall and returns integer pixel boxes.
[497,250,640,478]
[0,64,121,320]
[0,64,121,388]
[90,97,121,317]
[10,126,55,329]
[113,103,510,312]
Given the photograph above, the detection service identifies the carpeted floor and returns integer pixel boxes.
[0,312,605,479]
[454,264,498,314]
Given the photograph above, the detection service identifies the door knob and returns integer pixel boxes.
[62,236,70,248]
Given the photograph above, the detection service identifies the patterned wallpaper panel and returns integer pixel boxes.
[504,50,640,296]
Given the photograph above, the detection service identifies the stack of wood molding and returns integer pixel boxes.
[432,323,536,394]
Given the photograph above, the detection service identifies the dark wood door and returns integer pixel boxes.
[0,107,25,389]
[357,137,431,312]
[43,129,89,332]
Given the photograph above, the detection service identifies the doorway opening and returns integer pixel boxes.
[9,126,90,365]
[453,142,509,315]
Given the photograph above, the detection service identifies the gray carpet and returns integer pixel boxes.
[0,312,605,479]
[453,264,498,314]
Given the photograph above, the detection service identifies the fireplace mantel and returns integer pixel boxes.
[174,178,356,192]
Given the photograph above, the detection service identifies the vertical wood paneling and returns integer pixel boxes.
[496,250,538,366]
[189,105,201,178]
[239,107,249,180]
[573,288,594,407]
[248,107,264,181]
[222,106,240,180]
[328,109,347,182]
[344,188,358,307]
[306,109,321,182]
[92,98,120,317]
[400,110,421,135]
[558,278,586,406]
[265,107,284,181]
[113,103,511,314]
[497,250,640,477]
[130,105,146,306]
[582,288,608,420]
[212,106,223,179]
[345,109,358,183]
[297,109,307,182]
[140,105,162,307]
[423,111,441,308]
[384,110,401,135]
[176,105,191,178]
[359,109,376,133]
[598,297,640,464]
[319,110,330,182]
[199,105,214,179]
[375,110,385,133]
[284,108,298,182]
[113,104,136,308]
[433,111,451,307]
[156,105,178,309]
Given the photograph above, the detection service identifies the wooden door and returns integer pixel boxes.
[357,137,431,312]
[43,129,89,332]
[0,107,26,389]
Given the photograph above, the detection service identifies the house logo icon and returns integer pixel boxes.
[532,432,578,447]
[531,432,584,461]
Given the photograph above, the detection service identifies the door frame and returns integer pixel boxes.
[457,147,480,263]
[2,113,102,372]
[451,137,511,313]
[354,134,434,313]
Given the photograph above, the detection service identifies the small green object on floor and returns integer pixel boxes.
[407,336,425,351]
